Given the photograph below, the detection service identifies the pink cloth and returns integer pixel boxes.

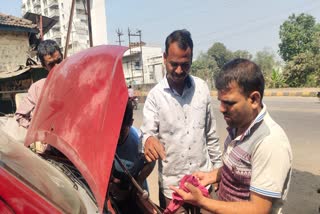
[163,175,209,214]
[15,78,46,128]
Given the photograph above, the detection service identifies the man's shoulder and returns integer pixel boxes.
[190,75,209,88]
[148,79,166,95]
[29,78,46,91]
[254,113,291,153]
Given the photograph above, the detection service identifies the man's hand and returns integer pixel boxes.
[192,171,214,187]
[170,182,205,206]
[144,136,166,162]
[193,168,221,187]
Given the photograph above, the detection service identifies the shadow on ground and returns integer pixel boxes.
[283,169,320,214]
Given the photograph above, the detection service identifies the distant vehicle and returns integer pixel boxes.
[0,46,129,213]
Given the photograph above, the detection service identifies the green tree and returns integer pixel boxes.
[270,68,286,88]
[283,52,320,87]
[253,48,278,86]
[207,42,233,68]
[191,53,219,89]
[233,50,252,60]
[279,13,319,61]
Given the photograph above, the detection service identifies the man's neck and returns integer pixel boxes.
[167,76,189,96]
[235,106,262,137]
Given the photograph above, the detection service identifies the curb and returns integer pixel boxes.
[136,89,319,100]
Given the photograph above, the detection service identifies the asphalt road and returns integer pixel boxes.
[133,96,320,213]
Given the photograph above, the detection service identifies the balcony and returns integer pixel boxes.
[51,31,61,40]
[49,9,60,20]
[33,0,40,8]
[48,0,58,9]
[52,22,60,31]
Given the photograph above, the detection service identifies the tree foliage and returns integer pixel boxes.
[270,68,286,88]
[253,48,279,86]
[207,42,233,69]
[279,13,319,62]
[283,52,320,87]
[233,50,252,59]
[191,53,219,89]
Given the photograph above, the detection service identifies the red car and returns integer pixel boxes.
[0,46,129,213]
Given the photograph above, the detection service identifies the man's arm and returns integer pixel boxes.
[140,92,165,162]
[205,88,222,168]
[171,184,272,214]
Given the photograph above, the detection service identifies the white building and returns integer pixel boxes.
[122,46,164,85]
[21,0,107,56]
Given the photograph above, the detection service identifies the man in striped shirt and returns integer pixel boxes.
[171,58,292,214]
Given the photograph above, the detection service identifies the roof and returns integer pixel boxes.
[23,12,57,35]
[0,13,38,33]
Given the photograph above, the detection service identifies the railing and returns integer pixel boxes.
[47,0,58,8]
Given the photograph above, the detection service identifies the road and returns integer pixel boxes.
[133,96,320,213]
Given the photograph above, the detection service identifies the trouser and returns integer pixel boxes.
[159,187,217,214]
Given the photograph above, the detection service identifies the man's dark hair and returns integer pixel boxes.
[121,99,134,127]
[165,29,193,59]
[37,39,62,67]
[215,58,265,100]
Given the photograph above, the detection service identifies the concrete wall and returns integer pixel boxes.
[0,31,29,73]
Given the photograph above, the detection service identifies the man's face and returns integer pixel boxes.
[217,81,256,132]
[164,42,192,87]
[43,50,62,71]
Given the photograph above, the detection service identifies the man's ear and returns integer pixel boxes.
[249,91,261,109]
[163,52,167,63]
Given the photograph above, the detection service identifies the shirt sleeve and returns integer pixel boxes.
[15,79,46,128]
[250,135,292,198]
[205,87,222,168]
[140,90,159,152]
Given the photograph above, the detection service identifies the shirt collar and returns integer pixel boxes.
[163,74,193,95]
[227,103,267,141]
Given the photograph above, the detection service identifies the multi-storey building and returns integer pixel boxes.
[21,0,107,56]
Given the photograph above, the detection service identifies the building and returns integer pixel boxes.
[0,13,45,113]
[21,0,107,56]
[122,46,164,85]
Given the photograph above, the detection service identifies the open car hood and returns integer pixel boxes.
[25,45,128,212]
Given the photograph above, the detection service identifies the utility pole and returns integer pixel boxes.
[128,28,144,84]
[116,28,124,46]
[64,0,76,58]
[128,28,134,84]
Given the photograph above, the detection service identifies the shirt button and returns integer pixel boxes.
[187,131,189,134]
[189,147,191,150]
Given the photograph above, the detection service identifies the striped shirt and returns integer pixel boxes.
[218,104,292,214]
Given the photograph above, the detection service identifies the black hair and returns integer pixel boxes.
[165,29,193,59]
[215,58,265,100]
[37,39,62,67]
[121,100,134,127]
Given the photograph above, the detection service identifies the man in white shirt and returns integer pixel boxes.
[140,29,222,213]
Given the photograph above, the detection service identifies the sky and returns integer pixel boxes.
[2,0,320,59]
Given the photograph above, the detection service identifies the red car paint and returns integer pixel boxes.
[0,45,128,213]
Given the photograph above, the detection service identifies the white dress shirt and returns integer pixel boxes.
[141,75,222,198]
